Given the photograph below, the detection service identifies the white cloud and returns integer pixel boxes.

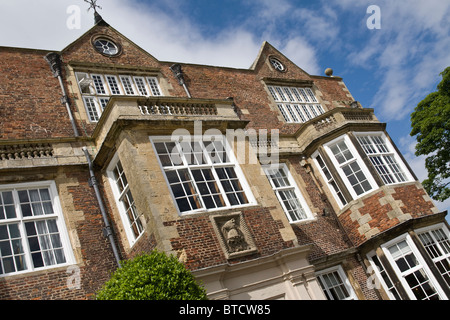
[282,36,320,75]
[334,0,450,121]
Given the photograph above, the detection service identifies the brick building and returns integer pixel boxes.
[0,14,448,300]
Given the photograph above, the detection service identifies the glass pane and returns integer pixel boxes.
[28,236,40,252]
[8,224,20,238]
[171,184,184,198]
[21,204,32,217]
[0,225,8,240]
[18,190,29,203]
[4,205,16,219]
[29,190,40,202]
[32,252,44,268]
[3,257,14,273]
[0,241,12,256]
[47,220,58,233]
[32,203,44,216]
[165,170,179,184]
[176,198,190,212]
[54,249,66,264]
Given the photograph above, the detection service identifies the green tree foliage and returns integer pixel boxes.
[96,250,208,300]
[410,66,450,201]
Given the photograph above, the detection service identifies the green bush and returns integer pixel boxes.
[96,250,208,300]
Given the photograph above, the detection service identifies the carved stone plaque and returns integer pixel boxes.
[211,212,257,259]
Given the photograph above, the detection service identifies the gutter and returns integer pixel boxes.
[170,63,192,98]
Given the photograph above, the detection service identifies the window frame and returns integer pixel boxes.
[263,163,314,223]
[106,154,145,247]
[354,132,413,185]
[416,223,450,288]
[0,181,75,277]
[104,74,123,96]
[323,134,377,200]
[367,250,403,300]
[267,85,325,123]
[312,150,348,208]
[381,233,447,300]
[150,135,256,216]
[75,71,163,123]
[316,265,358,300]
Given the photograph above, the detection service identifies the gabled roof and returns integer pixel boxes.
[60,14,160,67]
[249,41,312,81]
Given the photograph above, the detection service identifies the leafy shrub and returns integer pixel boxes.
[96,250,207,300]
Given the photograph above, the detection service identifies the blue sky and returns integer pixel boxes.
[0,0,449,215]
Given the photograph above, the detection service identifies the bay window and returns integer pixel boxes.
[107,156,144,246]
[382,234,447,300]
[324,135,376,199]
[417,225,450,287]
[355,133,411,185]
[313,152,348,208]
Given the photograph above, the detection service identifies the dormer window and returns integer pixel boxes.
[75,72,162,122]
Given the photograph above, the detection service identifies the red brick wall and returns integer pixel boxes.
[0,48,74,140]
[338,184,436,246]
[164,206,294,271]
[0,168,117,300]
[391,184,435,216]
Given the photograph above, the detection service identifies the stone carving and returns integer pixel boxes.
[221,217,248,253]
[211,212,257,259]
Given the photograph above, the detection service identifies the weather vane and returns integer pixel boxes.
[84,0,102,13]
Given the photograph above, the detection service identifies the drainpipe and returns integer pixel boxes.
[170,63,191,98]
[44,52,80,137]
[82,147,122,268]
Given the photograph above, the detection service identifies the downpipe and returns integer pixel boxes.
[82,147,122,268]
[44,52,80,137]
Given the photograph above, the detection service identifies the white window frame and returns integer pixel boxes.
[312,150,348,208]
[146,76,162,96]
[263,163,313,223]
[133,76,150,96]
[104,74,123,95]
[82,96,102,122]
[367,250,403,300]
[0,181,75,277]
[382,233,448,300]
[107,154,144,247]
[416,223,450,288]
[75,72,163,123]
[323,134,377,199]
[316,265,358,300]
[354,132,413,185]
[267,85,325,123]
[90,73,109,95]
[150,135,256,216]
[119,75,137,96]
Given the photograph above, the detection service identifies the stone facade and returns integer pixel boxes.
[0,15,447,300]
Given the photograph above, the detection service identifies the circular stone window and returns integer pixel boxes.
[93,38,120,56]
[269,57,286,72]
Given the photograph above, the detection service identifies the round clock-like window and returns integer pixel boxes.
[93,38,120,56]
[269,57,285,72]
